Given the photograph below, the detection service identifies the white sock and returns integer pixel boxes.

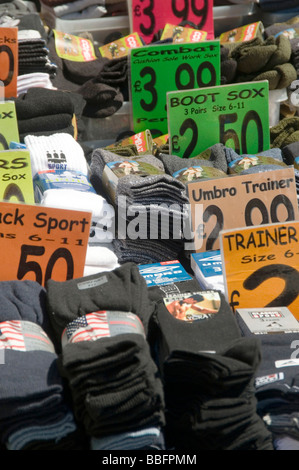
[24,133,90,178]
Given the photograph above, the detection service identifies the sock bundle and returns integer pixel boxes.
[24,132,89,177]
[230,35,297,89]
[90,148,190,264]
[147,278,273,451]
[45,263,165,443]
[14,87,86,142]
[0,279,84,450]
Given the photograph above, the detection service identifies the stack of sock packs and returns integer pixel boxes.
[45,263,166,448]
[89,148,190,264]
[235,308,299,450]
[14,87,86,142]
[147,278,274,451]
[18,36,57,79]
[0,279,85,450]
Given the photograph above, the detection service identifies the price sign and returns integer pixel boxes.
[0,150,34,204]
[220,220,299,320]
[0,201,91,287]
[130,40,220,137]
[167,80,270,158]
[187,167,299,252]
[128,0,214,44]
[0,101,20,150]
[0,28,18,99]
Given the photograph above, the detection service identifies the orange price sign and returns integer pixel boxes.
[187,167,299,252]
[0,28,18,99]
[0,201,91,286]
[220,220,299,320]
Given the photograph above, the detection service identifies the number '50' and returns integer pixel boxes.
[17,244,74,286]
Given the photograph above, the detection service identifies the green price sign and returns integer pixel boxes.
[167,80,270,158]
[0,101,20,149]
[129,41,221,137]
[0,150,34,204]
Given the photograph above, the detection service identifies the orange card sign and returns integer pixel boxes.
[0,28,18,99]
[187,168,299,252]
[220,221,299,320]
[0,201,91,286]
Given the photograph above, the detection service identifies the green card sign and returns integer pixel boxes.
[129,41,220,137]
[167,81,270,158]
[0,150,34,204]
[0,101,20,150]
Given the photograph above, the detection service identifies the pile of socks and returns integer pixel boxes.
[46,33,128,118]
[147,278,274,451]
[0,279,85,450]
[236,308,299,450]
[45,263,166,448]
[89,148,190,264]
[40,0,107,20]
[0,0,37,25]
[264,16,299,79]
[229,34,297,90]
[14,88,86,142]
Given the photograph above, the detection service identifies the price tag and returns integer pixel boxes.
[160,24,208,42]
[0,101,20,149]
[99,33,143,59]
[0,201,91,287]
[220,220,299,320]
[130,40,221,137]
[53,30,97,62]
[128,0,214,44]
[187,167,299,252]
[167,80,270,158]
[0,150,34,204]
[0,28,18,99]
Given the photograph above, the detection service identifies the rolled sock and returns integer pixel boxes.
[270,117,299,147]
[53,0,105,17]
[84,244,119,268]
[24,133,89,178]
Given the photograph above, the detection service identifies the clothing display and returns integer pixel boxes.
[1,0,299,453]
